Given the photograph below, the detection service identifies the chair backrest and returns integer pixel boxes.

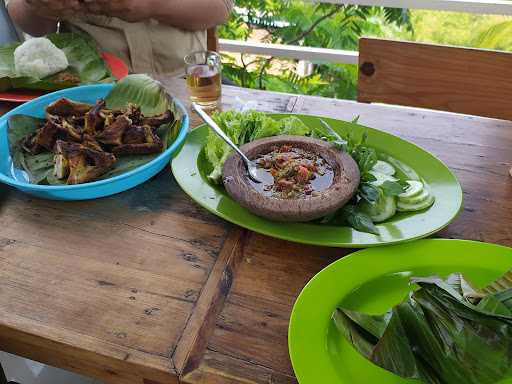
[207,28,219,52]
[0,2,21,44]
[357,37,512,120]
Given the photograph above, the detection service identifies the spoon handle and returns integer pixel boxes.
[192,103,252,165]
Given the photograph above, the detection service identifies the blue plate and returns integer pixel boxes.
[0,84,189,200]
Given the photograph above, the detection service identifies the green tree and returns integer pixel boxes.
[219,1,411,99]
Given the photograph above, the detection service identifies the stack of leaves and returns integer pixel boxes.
[0,32,114,92]
[334,271,512,384]
[8,75,181,185]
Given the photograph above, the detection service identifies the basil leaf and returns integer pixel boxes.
[341,205,379,235]
[381,180,406,197]
[359,183,380,203]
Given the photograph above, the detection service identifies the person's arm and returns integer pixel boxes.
[7,0,57,36]
[7,0,82,37]
[85,0,233,31]
[150,0,233,30]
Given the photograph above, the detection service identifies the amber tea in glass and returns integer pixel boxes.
[185,51,221,110]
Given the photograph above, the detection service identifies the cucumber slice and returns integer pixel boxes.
[397,194,435,212]
[372,160,395,176]
[399,180,424,199]
[400,189,430,205]
[360,195,397,223]
[369,171,398,187]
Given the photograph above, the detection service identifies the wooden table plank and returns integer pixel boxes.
[1,78,512,384]
[176,84,512,383]
[0,83,295,384]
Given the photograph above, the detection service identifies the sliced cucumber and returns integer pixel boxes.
[399,180,424,199]
[397,194,435,212]
[372,160,395,176]
[400,189,430,205]
[369,171,398,187]
[360,194,397,223]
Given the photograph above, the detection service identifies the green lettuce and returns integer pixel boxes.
[205,111,311,183]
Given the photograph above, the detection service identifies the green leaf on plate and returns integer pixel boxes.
[335,272,512,384]
[0,32,112,91]
[380,180,406,196]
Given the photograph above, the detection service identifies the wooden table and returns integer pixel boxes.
[0,78,511,384]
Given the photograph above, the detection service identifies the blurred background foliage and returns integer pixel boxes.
[218,1,512,100]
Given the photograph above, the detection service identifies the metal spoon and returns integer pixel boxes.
[192,103,262,183]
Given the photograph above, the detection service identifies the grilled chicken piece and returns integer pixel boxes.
[95,115,132,146]
[141,110,174,128]
[46,98,92,117]
[122,125,150,144]
[84,99,106,136]
[54,140,116,185]
[30,116,82,152]
[21,131,44,155]
[125,103,143,125]
[113,126,163,155]
[82,134,103,152]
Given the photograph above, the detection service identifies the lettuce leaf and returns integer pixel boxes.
[204,111,313,183]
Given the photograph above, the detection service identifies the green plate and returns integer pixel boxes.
[288,239,512,384]
[171,114,463,247]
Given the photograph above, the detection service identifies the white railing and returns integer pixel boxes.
[219,0,512,64]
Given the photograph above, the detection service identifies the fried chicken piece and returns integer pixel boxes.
[27,116,82,152]
[141,110,174,128]
[113,126,163,156]
[95,115,132,146]
[82,134,103,152]
[122,125,149,144]
[125,103,142,125]
[84,99,106,136]
[54,140,116,185]
[46,98,92,118]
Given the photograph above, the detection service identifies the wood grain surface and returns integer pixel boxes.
[358,37,512,121]
[1,78,511,384]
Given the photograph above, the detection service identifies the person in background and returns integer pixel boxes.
[5,0,233,75]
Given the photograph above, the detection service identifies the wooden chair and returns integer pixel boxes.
[357,37,512,120]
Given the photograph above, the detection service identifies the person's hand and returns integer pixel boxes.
[82,0,153,23]
[23,0,84,20]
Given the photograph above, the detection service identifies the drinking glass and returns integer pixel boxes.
[184,51,222,110]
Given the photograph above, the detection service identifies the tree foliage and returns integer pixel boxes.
[219,1,411,99]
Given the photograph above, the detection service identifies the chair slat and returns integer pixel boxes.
[358,37,512,120]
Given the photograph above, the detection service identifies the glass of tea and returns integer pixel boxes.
[184,51,222,110]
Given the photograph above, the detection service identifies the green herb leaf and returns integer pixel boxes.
[359,183,380,203]
[380,180,405,196]
[341,205,379,235]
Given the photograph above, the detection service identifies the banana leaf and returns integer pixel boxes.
[0,32,114,91]
[335,271,512,384]
[8,75,180,185]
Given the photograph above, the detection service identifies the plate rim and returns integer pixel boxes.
[171,116,464,248]
[0,84,189,191]
[288,238,512,384]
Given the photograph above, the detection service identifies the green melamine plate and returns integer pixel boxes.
[171,114,463,248]
[289,239,512,384]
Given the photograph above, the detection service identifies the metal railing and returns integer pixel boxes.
[219,0,512,64]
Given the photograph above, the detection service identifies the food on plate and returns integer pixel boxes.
[14,98,172,184]
[0,33,113,91]
[223,136,360,222]
[14,38,69,79]
[203,110,435,234]
[334,270,512,384]
[251,144,334,199]
[8,75,180,185]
